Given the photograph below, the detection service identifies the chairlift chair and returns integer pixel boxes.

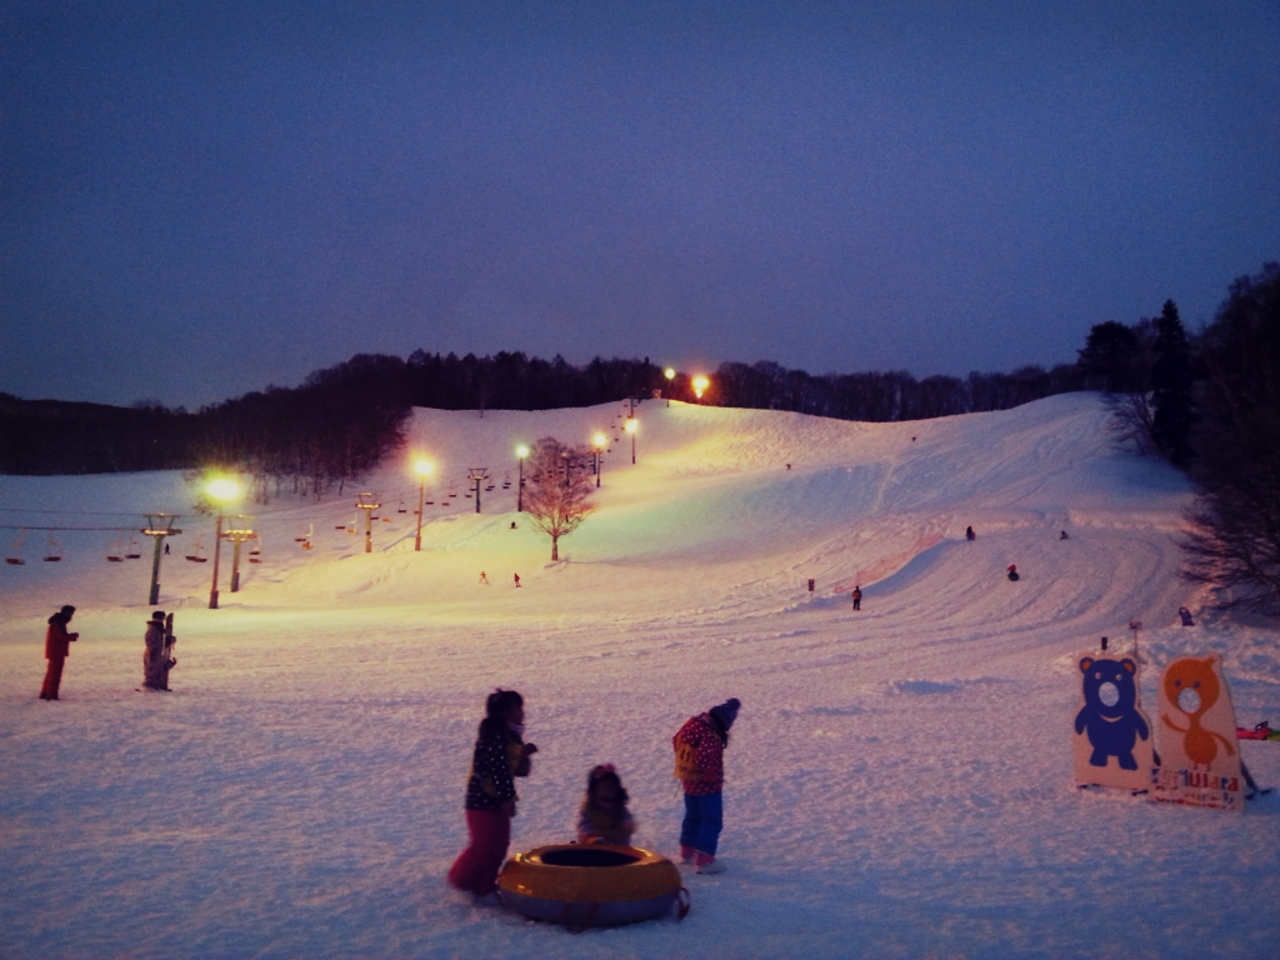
[125,536,142,559]
[43,533,62,562]
[6,530,26,565]
[397,500,407,513]
[185,535,207,563]
[249,534,262,564]
[106,537,124,562]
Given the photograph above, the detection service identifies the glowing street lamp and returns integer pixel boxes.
[516,444,530,511]
[625,416,638,464]
[664,367,675,407]
[206,477,242,609]
[413,458,433,551]
[692,375,710,402]
[592,432,607,487]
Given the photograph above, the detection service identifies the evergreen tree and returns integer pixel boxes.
[1182,264,1280,611]
[1149,300,1195,465]
[1077,321,1145,393]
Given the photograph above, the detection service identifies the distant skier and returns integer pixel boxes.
[1178,606,1195,627]
[1060,530,1070,540]
[965,526,975,541]
[39,605,78,701]
[478,571,489,584]
[851,586,862,611]
[513,573,521,588]
[1007,564,1020,582]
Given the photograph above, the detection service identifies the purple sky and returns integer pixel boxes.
[3,1,1278,408]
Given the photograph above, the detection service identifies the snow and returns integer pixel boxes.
[1,393,1278,959]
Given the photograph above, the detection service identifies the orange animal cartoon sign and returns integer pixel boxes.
[1072,652,1155,791]
[1151,655,1243,813]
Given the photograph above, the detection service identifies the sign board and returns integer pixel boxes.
[1072,653,1155,791]
[1151,655,1244,812]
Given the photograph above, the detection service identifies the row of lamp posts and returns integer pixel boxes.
[194,372,711,603]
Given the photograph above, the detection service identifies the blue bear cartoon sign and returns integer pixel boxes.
[1073,653,1155,791]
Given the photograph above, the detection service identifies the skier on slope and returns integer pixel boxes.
[1007,564,1020,582]
[851,586,862,611]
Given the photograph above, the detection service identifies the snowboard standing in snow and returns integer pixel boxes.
[162,612,176,689]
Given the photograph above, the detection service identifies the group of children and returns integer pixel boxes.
[447,689,742,900]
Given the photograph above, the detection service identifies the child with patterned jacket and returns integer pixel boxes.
[673,697,740,874]
[448,689,538,898]
[576,765,636,846]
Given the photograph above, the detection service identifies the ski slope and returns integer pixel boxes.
[1,393,1278,959]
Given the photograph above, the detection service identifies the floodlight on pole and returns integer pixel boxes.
[592,432,607,487]
[206,477,242,609]
[516,445,530,511]
[692,375,710,402]
[625,416,639,464]
[413,458,433,551]
[664,368,675,406]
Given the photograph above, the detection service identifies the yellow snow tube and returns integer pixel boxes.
[497,844,687,927]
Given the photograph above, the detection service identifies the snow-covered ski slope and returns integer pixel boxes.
[2,393,1278,959]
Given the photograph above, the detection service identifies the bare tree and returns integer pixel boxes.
[523,437,596,561]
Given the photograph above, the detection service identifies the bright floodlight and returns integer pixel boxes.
[207,478,241,503]
[692,375,710,399]
[592,432,607,448]
[516,444,530,459]
[664,367,676,380]
[625,418,638,434]
[414,459,433,477]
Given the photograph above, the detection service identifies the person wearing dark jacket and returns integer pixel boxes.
[673,698,740,874]
[39,605,78,700]
[448,689,537,898]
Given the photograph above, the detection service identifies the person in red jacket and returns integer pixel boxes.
[39,605,78,701]
[448,689,537,899]
[673,697,740,874]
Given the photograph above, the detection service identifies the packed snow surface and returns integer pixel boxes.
[2,394,1278,959]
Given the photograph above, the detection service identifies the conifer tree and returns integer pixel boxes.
[1149,300,1196,465]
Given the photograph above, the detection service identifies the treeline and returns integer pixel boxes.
[2,350,1094,478]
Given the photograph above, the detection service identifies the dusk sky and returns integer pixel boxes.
[3,1,1278,409]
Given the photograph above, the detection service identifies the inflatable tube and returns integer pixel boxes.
[497,844,685,927]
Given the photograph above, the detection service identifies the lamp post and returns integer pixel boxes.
[664,367,675,406]
[592,432,607,487]
[414,459,432,551]
[625,417,638,464]
[692,375,709,402]
[206,478,242,609]
[516,444,529,511]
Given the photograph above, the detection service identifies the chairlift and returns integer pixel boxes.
[43,533,62,562]
[107,538,124,562]
[185,535,207,563]
[5,529,26,565]
[346,516,358,534]
[125,536,142,560]
[248,534,262,564]
[397,500,407,513]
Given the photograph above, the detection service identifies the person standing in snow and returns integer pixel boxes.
[448,689,537,899]
[1007,564,1020,581]
[966,526,976,541]
[143,611,168,690]
[673,697,740,874]
[851,586,862,611]
[39,605,78,701]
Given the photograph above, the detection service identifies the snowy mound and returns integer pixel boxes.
[2,394,1278,960]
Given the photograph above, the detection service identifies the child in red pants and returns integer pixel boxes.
[448,689,536,897]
